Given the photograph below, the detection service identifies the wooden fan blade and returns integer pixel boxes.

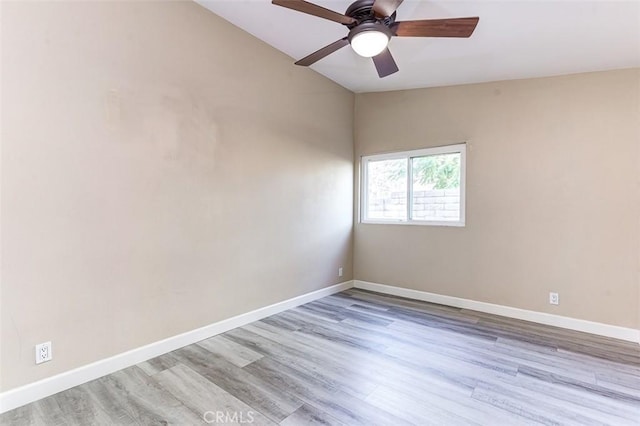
[392,17,479,38]
[372,48,399,78]
[272,0,356,25]
[295,38,349,66]
[373,0,404,18]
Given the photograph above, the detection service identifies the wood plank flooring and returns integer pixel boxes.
[2,289,639,425]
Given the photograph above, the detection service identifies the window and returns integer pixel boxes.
[361,143,466,226]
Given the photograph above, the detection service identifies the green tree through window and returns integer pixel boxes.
[413,153,460,190]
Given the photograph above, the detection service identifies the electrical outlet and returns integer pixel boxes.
[35,341,52,364]
[338,267,343,277]
[549,292,559,305]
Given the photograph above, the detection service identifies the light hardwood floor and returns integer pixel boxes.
[2,289,639,425]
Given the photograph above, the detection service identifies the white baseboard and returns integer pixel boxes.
[4,278,636,413]
[0,280,354,414]
[354,280,640,344]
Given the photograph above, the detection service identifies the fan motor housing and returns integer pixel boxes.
[345,0,396,28]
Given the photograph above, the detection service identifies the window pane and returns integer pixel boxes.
[411,153,461,222]
[366,158,407,220]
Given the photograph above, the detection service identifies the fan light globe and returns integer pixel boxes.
[350,30,389,57]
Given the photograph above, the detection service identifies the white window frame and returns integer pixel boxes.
[360,143,466,227]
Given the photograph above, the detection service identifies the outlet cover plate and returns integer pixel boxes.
[549,292,559,305]
[35,341,52,364]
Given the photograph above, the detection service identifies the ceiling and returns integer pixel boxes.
[196,0,640,93]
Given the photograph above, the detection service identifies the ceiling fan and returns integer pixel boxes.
[272,0,479,78]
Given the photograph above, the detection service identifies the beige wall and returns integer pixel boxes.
[0,1,354,391]
[355,69,640,329]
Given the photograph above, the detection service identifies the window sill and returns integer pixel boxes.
[360,219,465,227]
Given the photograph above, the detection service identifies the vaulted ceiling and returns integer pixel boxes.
[197,0,640,93]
